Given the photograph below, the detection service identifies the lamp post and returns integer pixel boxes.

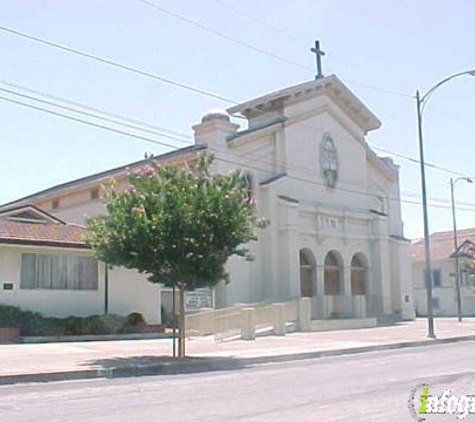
[450,176,473,322]
[416,69,475,339]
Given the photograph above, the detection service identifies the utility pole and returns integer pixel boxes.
[416,90,435,338]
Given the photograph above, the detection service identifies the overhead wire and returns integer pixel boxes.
[2,93,475,213]
[0,80,472,209]
[0,19,467,208]
[0,24,238,105]
[136,0,414,99]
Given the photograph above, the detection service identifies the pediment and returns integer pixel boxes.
[228,75,381,134]
[0,204,65,224]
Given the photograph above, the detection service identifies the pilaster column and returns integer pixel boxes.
[315,265,327,318]
[343,266,352,297]
[342,266,353,317]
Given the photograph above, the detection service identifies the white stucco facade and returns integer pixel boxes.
[0,243,161,322]
[412,228,475,317]
[193,76,414,320]
[1,75,414,322]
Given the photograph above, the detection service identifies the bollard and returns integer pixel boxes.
[273,303,286,336]
[240,307,256,340]
[298,297,312,331]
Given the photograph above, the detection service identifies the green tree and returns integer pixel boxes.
[87,156,266,356]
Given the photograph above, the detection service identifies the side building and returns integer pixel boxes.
[412,228,475,316]
[0,146,206,323]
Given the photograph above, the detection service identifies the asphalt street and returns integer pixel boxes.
[0,341,474,421]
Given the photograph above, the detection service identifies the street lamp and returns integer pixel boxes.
[416,69,475,339]
[451,176,473,322]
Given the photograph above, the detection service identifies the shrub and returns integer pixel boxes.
[122,312,147,333]
[0,306,148,336]
[85,314,126,335]
[0,305,24,328]
[21,313,54,336]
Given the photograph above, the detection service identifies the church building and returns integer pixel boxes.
[0,73,415,322]
[196,75,414,320]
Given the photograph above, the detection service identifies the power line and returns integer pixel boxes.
[0,22,465,207]
[294,118,471,179]
[0,79,192,139]
[369,144,467,177]
[1,80,472,208]
[2,93,475,213]
[0,94,181,150]
[0,86,191,144]
[136,0,414,99]
[0,24,238,105]
[214,0,304,44]
[212,0,416,99]
[136,0,312,72]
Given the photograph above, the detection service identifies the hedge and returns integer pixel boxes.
[0,305,148,336]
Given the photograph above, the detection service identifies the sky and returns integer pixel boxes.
[1,0,475,240]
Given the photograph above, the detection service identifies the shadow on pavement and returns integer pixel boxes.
[82,355,247,378]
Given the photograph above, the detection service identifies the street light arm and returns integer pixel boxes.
[453,176,473,186]
[420,69,475,107]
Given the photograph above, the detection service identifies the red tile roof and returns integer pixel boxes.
[411,227,475,262]
[0,220,90,248]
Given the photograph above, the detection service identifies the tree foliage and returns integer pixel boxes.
[87,156,266,291]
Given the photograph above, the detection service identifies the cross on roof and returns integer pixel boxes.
[310,40,325,79]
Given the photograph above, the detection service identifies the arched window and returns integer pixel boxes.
[324,251,343,295]
[351,253,368,296]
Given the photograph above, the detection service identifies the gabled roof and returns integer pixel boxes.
[0,204,66,224]
[0,220,89,249]
[0,205,89,249]
[227,75,381,133]
[411,227,475,262]
[0,144,207,210]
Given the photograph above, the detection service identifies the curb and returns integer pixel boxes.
[1,335,474,386]
[238,334,475,365]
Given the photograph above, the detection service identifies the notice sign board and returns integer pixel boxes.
[185,288,213,311]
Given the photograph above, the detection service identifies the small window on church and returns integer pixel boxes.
[320,134,338,188]
[90,188,99,200]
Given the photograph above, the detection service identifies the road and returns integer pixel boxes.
[0,342,474,421]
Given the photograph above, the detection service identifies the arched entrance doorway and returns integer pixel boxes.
[351,253,368,296]
[299,249,316,297]
[324,251,343,295]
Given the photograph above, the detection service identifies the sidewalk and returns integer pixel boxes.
[1,318,475,385]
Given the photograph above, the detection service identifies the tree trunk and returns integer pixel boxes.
[172,283,177,358]
[178,284,186,357]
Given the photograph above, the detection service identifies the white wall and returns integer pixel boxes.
[107,266,161,323]
[0,245,105,318]
[0,244,161,323]
[413,259,475,317]
[193,89,409,318]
